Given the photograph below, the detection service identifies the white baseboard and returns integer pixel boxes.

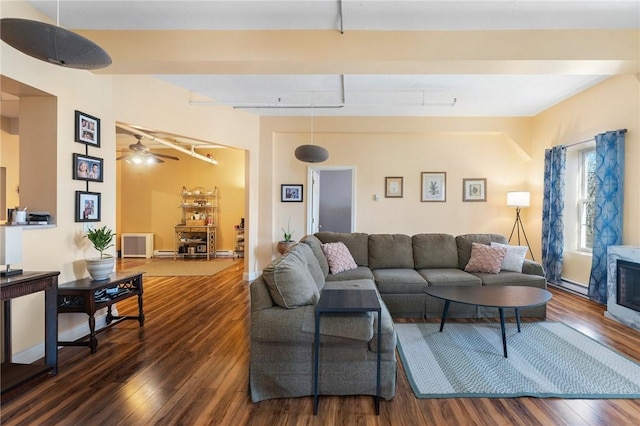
[153,250,174,257]
[244,271,259,281]
[12,310,115,364]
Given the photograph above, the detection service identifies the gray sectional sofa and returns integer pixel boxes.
[249,232,547,403]
[314,232,547,318]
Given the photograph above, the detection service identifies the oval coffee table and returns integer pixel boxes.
[424,286,552,358]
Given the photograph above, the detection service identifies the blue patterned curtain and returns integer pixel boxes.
[588,129,626,304]
[541,146,566,285]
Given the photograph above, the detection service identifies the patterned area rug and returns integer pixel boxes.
[395,322,640,398]
[123,259,237,277]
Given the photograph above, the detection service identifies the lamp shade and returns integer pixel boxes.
[507,191,530,208]
[0,226,23,266]
[294,145,329,163]
[0,18,112,70]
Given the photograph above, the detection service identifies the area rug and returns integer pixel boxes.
[123,259,237,277]
[395,322,640,399]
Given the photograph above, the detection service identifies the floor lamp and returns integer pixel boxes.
[507,191,535,261]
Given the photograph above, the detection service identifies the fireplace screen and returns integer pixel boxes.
[617,259,640,312]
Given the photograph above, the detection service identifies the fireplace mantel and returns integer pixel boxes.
[606,246,640,331]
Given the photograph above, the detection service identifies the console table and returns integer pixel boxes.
[1,271,59,396]
[57,272,144,353]
[314,289,381,415]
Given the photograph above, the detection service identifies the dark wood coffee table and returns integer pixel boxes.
[424,286,552,358]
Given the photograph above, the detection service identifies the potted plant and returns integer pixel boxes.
[277,218,296,254]
[85,225,115,281]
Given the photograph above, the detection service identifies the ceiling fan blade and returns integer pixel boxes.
[150,152,180,161]
[116,153,132,161]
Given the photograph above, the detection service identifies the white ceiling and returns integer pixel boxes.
[7,0,640,117]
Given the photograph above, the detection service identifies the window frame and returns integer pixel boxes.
[577,147,596,252]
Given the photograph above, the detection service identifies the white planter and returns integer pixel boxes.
[85,257,115,281]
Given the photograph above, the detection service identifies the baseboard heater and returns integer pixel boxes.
[216,250,234,257]
[121,233,154,258]
[153,250,175,257]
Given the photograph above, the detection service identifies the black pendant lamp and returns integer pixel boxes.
[294,144,329,163]
[294,104,329,163]
[1,18,111,70]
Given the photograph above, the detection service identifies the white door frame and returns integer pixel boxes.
[306,165,356,235]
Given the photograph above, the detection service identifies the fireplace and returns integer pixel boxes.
[606,246,640,331]
[617,260,640,312]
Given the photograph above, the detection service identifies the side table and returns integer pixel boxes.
[1,271,59,396]
[314,289,381,415]
[57,272,144,353]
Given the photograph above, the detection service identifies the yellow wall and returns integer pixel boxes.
[1,54,115,354]
[1,117,20,219]
[118,146,245,253]
[257,116,534,269]
[530,75,640,284]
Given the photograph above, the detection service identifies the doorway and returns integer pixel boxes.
[307,166,355,234]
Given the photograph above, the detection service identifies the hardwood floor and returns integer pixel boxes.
[2,258,640,425]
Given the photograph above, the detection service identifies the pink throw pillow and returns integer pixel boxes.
[321,242,358,274]
[464,242,507,274]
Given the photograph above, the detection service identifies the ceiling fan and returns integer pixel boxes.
[117,134,180,164]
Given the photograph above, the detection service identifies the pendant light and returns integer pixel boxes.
[0,2,111,70]
[294,101,329,163]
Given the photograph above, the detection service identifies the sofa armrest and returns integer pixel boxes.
[252,305,315,343]
[522,259,544,277]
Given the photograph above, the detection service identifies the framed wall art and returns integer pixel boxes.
[463,178,487,202]
[73,153,104,182]
[75,191,101,222]
[421,172,446,202]
[281,184,303,202]
[74,110,101,147]
[385,177,403,198]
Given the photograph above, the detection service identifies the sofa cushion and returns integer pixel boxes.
[325,266,375,282]
[298,243,326,291]
[369,234,414,269]
[302,280,380,342]
[491,242,528,273]
[322,242,358,274]
[301,303,374,342]
[315,232,369,266]
[464,242,507,274]
[474,271,547,288]
[456,233,508,269]
[417,268,482,287]
[300,234,330,277]
[373,269,428,294]
[262,247,320,309]
[412,233,459,269]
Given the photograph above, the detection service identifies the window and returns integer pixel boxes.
[577,148,596,251]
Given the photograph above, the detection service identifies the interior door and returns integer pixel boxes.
[310,169,321,234]
[307,167,354,234]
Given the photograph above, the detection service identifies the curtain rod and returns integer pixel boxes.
[564,138,595,148]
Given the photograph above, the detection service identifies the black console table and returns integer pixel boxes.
[57,272,144,353]
[1,271,60,396]
[314,289,382,415]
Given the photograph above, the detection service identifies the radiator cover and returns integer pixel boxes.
[121,233,154,258]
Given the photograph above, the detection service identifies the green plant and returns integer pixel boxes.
[282,217,294,242]
[85,225,115,258]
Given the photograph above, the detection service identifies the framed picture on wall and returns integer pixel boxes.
[385,177,403,198]
[72,153,104,182]
[75,191,101,222]
[421,172,446,202]
[281,184,303,202]
[463,178,487,202]
[74,110,101,147]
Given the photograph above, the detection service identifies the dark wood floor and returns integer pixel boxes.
[2,258,640,425]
